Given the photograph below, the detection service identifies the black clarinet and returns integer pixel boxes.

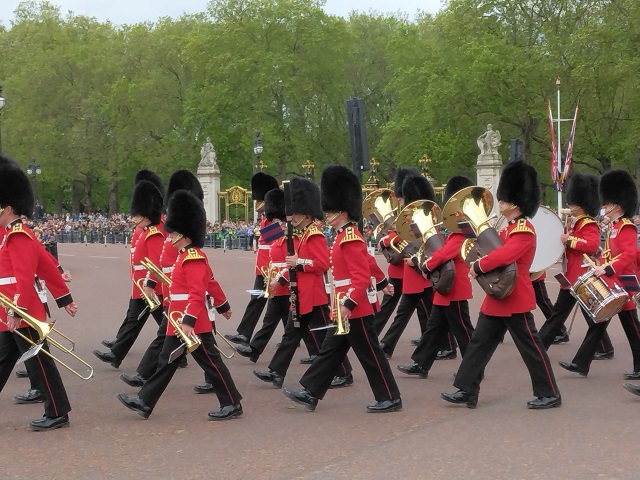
[283,181,300,328]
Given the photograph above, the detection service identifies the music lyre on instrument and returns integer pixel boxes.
[0,292,94,380]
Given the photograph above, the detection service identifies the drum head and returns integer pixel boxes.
[494,206,564,273]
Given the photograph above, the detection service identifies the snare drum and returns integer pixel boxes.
[571,271,628,322]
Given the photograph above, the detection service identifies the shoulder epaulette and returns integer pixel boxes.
[578,217,597,226]
[340,226,364,244]
[621,218,635,228]
[7,223,32,239]
[146,226,163,238]
[183,248,206,262]
[306,224,324,237]
[510,218,534,235]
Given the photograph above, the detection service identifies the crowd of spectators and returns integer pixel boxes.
[26,212,378,248]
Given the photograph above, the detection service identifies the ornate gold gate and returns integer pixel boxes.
[218,186,252,222]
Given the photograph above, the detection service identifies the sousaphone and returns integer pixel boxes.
[442,186,517,299]
[395,200,455,294]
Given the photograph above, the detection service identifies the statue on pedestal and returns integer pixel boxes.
[477,124,501,155]
[199,137,217,168]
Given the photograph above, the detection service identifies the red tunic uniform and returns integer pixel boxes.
[402,259,430,294]
[423,232,472,306]
[476,218,536,316]
[0,222,73,330]
[255,215,276,275]
[269,236,290,297]
[563,215,600,286]
[130,225,164,299]
[380,231,404,279]
[601,217,637,311]
[168,247,229,335]
[331,225,374,319]
[277,223,329,315]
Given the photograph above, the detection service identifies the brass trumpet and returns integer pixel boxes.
[166,310,202,359]
[135,278,162,312]
[259,266,273,299]
[0,292,94,380]
[141,257,171,286]
[333,292,350,335]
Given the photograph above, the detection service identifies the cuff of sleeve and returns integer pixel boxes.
[215,301,231,314]
[144,279,157,289]
[376,278,389,291]
[58,265,64,274]
[474,262,483,275]
[55,293,73,308]
[278,276,288,286]
[296,264,305,272]
[604,265,615,276]
[182,313,197,328]
[343,298,357,311]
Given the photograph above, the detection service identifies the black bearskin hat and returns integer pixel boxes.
[599,169,638,218]
[320,164,362,221]
[134,169,164,194]
[130,180,164,225]
[443,176,474,205]
[402,174,436,205]
[497,161,540,217]
[0,154,20,169]
[0,164,34,218]
[251,172,279,201]
[290,176,324,220]
[166,169,203,208]
[566,172,600,217]
[264,188,285,221]
[164,190,206,248]
[393,167,420,198]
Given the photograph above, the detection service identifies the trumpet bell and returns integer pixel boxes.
[395,200,442,245]
[442,186,493,233]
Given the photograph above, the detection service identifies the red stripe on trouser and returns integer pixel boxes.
[455,302,471,341]
[201,346,235,405]
[521,313,557,396]
[359,317,392,399]
[320,307,347,375]
[27,328,59,417]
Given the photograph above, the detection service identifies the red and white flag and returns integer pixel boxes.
[548,100,559,189]
[561,104,579,184]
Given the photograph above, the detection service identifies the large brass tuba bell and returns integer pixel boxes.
[362,188,400,242]
[442,186,517,299]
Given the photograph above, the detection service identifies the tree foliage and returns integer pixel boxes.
[0,0,638,213]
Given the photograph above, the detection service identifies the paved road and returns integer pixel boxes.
[2,244,640,479]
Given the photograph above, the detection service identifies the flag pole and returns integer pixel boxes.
[556,78,562,213]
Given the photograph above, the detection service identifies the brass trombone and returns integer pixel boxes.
[0,292,94,380]
[142,260,237,359]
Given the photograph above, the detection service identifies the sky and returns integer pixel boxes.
[0,0,445,26]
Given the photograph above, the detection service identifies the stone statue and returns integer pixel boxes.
[477,124,501,155]
[199,137,217,167]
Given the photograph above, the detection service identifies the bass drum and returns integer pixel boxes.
[494,206,564,273]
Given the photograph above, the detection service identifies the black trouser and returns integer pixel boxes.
[300,315,400,401]
[236,275,268,339]
[571,309,640,374]
[413,301,474,371]
[0,329,71,418]
[269,305,351,379]
[374,277,403,335]
[454,311,559,398]
[139,332,242,410]
[137,313,169,380]
[538,289,613,352]
[110,297,164,364]
[533,279,554,319]
[249,296,290,356]
[381,288,450,355]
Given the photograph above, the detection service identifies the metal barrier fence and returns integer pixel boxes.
[52,230,374,249]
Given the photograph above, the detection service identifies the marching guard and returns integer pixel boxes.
[559,169,640,379]
[0,161,78,430]
[117,190,242,420]
[441,161,561,409]
[397,176,475,379]
[537,173,614,355]
[94,176,165,368]
[283,164,402,413]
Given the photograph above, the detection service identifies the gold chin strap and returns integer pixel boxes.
[325,212,341,224]
[0,207,4,217]
[503,203,517,212]
[604,204,617,217]
[171,233,184,246]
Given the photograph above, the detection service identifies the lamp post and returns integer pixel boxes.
[0,85,5,154]
[27,158,42,213]
[419,155,436,186]
[253,129,263,173]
